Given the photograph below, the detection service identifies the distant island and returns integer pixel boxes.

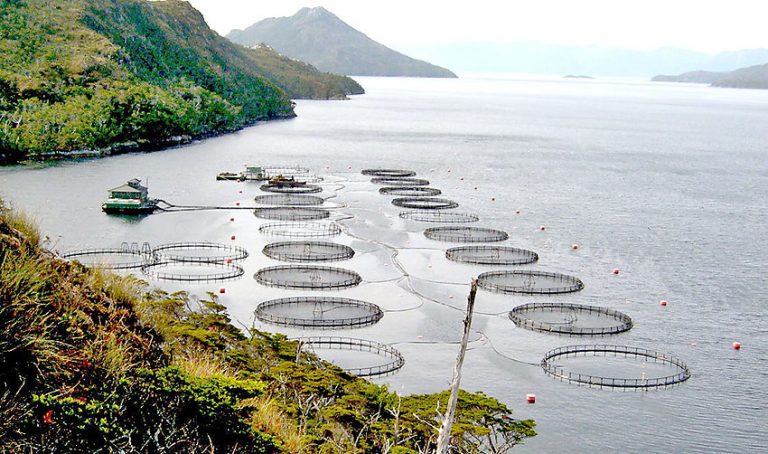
[652,63,768,89]
[227,7,457,78]
[563,75,595,79]
[0,0,362,163]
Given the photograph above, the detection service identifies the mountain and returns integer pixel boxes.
[651,71,726,84]
[227,7,457,78]
[0,0,361,162]
[396,42,768,77]
[652,63,768,89]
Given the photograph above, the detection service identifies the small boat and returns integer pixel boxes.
[216,172,244,181]
[102,179,157,214]
[267,175,307,187]
[216,166,267,182]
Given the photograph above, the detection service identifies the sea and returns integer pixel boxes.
[1,75,767,452]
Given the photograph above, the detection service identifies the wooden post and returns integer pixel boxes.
[436,279,478,454]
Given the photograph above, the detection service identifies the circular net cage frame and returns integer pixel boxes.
[391,197,459,210]
[255,297,384,329]
[509,303,633,336]
[254,194,325,206]
[61,243,152,270]
[379,186,442,197]
[259,221,342,238]
[259,184,323,194]
[400,211,480,223]
[362,169,417,178]
[254,207,331,221]
[541,345,691,389]
[295,336,405,377]
[142,261,244,282]
[477,270,584,294]
[263,241,355,262]
[446,245,539,265]
[262,166,310,177]
[152,242,248,264]
[424,226,508,243]
[254,265,362,290]
[370,177,430,186]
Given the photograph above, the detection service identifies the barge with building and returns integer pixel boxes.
[102,179,157,214]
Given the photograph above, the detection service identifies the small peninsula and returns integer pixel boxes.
[227,7,458,78]
[652,63,768,89]
[0,0,362,163]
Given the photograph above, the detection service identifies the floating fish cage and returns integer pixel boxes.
[446,245,538,265]
[370,177,430,186]
[61,242,152,270]
[254,207,331,221]
[152,242,248,263]
[541,345,691,389]
[362,169,417,178]
[255,297,383,329]
[400,211,480,223]
[253,194,325,206]
[477,270,584,294]
[509,303,633,336]
[424,226,508,243]
[295,336,405,377]
[254,265,362,290]
[260,184,323,194]
[379,186,442,196]
[259,221,342,238]
[262,241,355,262]
[142,261,244,282]
[391,197,459,210]
[263,166,310,176]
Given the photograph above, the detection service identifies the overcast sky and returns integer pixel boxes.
[186,0,768,53]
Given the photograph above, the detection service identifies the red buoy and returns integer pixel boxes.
[539,225,546,231]
[235,202,240,206]
[226,258,232,264]
[460,177,464,181]
[238,190,242,194]
[733,341,742,350]
[230,217,235,222]
[571,243,579,250]
[612,268,620,275]
[526,394,536,404]
[474,186,478,190]
[660,299,668,307]
[447,169,452,173]
[230,235,236,240]
[219,288,226,294]
[515,209,521,215]
[491,197,496,202]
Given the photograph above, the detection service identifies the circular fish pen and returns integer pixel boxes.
[254,207,330,221]
[541,345,691,389]
[61,246,151,270]
[263,241,355,262]
[477,270,584,294]
[259,221,342,238]
[152,242,248,263]
[362,169,417,178]
[509,303,633,335]
[446,245,538,265]
[392,197,459,210]
[424,226,508,243]
[260,184,323,194]
[256,297,383,329]
[400,211,480,223]
[370,177,430,186]
[254,194,325,206]
[142,261,244,282]
[254,265,362,290]
[296,336,405,377]
[379,186,442,196]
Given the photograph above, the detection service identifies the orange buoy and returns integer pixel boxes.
[219,288,226,294]
[733,341,742,350]
[571,243,579,250]
[660,299,668,307]
[612,268,620,275]
[526,394,536,404]
[230,235,236,240]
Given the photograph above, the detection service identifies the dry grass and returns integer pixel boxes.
[244,395,307,453]
[172,347,234,379]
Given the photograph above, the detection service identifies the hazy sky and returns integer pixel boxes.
[186,0,768,53]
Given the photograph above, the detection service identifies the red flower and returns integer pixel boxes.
[42,409,54,424]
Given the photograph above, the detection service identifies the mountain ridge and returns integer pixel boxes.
[227,7,457,78]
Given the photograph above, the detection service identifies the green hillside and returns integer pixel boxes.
[0,0,361,163]
[0,201,536,452]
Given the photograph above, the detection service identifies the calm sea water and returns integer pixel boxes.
[2,75,767,452]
